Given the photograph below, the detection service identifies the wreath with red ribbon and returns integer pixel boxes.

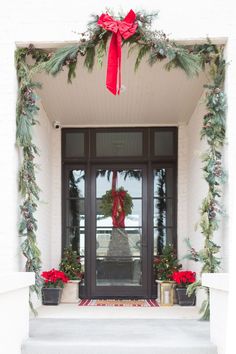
[100,187,133,228]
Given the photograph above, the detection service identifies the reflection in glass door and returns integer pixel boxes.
[92,168,147,297]
[153,168,175,255]
[63,168,85,269]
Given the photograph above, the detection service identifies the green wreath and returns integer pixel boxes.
[100,187,133,218]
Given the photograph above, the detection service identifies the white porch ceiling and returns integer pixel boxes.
[34,46,208,127]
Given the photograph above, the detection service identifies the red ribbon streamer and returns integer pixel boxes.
[97,10,138,95]
[112,190,126,228]
[111,171,126,228]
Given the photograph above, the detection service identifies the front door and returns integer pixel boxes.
[62,127,178,299]
[91,166,148,298]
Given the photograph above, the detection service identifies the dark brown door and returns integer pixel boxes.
[62,127,178,299]
[90,165,148,298]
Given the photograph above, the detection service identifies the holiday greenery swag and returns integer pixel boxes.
[41,269,69,288]
[15,9,226,319]
[153,244,182,281]
[59,246,82,280]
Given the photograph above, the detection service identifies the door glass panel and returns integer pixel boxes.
[69,170,85,197]
[96,228,142,257]
[153,228,173,255]
[64,169,85,270]
[154,199,173,227]
[67,199,85,227]
[153,168,174,254]
[66,227,85,256]
[154,168,174,198]
[65,132,85,158]
[116,170,142,197]
[154,131,174,156]
[96,170,114,198]
[96,169,143,286]
[96,132,143,157]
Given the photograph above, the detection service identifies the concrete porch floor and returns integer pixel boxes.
[22,318,216,354]
[36,303,201,319]
[22,305,217,354]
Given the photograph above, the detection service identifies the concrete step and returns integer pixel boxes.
[22,318,217,354]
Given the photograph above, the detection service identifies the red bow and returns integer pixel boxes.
[111,190,126,228]
[97,10,138,95]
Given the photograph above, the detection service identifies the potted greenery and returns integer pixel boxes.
[172,270,196,306]
[153,244,182,280]
[59,246,82,303]
[153,244,182,305]
[41,268,69,305]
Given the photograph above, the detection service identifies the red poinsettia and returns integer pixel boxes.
[172,270,196,287]
[41,268,69,288]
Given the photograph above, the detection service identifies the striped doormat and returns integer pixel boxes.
[78,299,159,307]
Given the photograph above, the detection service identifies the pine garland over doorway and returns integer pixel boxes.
[15,10,226,318]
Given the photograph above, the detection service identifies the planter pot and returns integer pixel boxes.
[42,287,62,305]
[61,280,80,303]
[176,287,196,306]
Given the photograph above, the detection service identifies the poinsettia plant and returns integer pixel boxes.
[41,268,69,288]
[172,270,196,287]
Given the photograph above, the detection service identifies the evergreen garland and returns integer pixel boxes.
[39,12,202,81]
[15,11,226,317]
[186,44,226,320]
[15,47,50,313]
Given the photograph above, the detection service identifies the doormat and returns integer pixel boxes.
[78,299,159,307]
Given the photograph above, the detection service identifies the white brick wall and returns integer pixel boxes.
[224,37,236,354]
[0,41,19,271]
[33,102,53,271]
[186,86,229,270]
[186,93,209,306]
[50,128,62,268]
[2,1,233,44]
[177,123,188,266]
[187,92,208,274]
